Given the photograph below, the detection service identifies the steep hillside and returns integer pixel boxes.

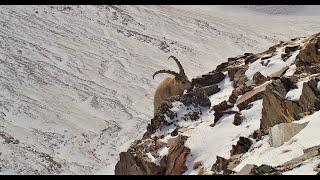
[115,32,320,175]
[1,5,320,174]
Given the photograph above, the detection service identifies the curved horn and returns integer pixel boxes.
[152,69,179,79]
[168,56,185,75]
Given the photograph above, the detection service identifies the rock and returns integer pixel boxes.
[212,100,233,124]
[115,148,162,175]
[216,62,230,72]
[164,135,190,175]
[236,82,268,111]
[261,55,272,60]
[260,79,291,130]
[253,164,280,175]
[233,112,242,126]
[230,137,252,155]
[212,100,232,112]
[261,78,320,130]
[211,156,229,173]
[192,71,225,87]
[228,90,239,104]
[245,54,259,65]
[202,84,220,96]
[234,164,257,175]
[249,129,268,141]
[270,66,289,79]
[233,67,249,88]
[296,35,320,68]
[193,161,202,170]
[253,72,268,86]
[170,128,179,137]
[280,76,299,91]
[269,122,309,148]
[285,45,300,54]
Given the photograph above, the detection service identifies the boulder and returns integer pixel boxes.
[260,78,320,130]
[296,35,320,68]
[211,156,230,173]
[253,72,268,86]
[269,122,309,148]
[202,84,220,96]
[234,164,257,175]
[230,137,252,155]
[233,112,242,126]
[192,71,225,87]
[164,135,190,175]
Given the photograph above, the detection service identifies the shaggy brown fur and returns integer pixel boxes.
[153,56,192,115]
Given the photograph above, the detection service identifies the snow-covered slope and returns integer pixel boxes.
[1,5,320,174]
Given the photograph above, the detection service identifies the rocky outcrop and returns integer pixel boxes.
[115,135,190,175]
[192,71,225,87]
[260,78,320,130]
[146,87,211,136]
[269,122,309,148]
[296,33,320,69]
[163,135,190,175]
[230,137,253,156]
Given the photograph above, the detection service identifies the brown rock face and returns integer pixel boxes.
[253,72,268,86]
[115,135,191,175]
[192,71,225,87]
[163,135,190,175]
[230,137,253,156]
[260,78,320,130]
[296,35,320,68]
[115,139,163,175]
[211,156,230,173]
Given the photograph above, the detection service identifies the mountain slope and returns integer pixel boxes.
[1,5,320,174]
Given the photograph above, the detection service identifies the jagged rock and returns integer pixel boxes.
[249,129,268,141]
[233,112,242,126]
[253,72,268,86]
[269,122,309,148]
[230,137,252,155]
[192,71,225,87]
[211,156,229,173]
[236,82,268,111]
[146,87,211,135]
[280,76,299,90]
[253,164,280,175]
[261,78,320,130]
[261,55,272,60]
[296,34,320,68]
[245,54,259,65]
[193,161,202,170]
[233,67,249,88]
[164,135,190,175]
[170,128,179,137]
[184,86,211,107]
[270,66,289,79]
[285,45,301,54]
[212,100,233,124]
[202,84,220,96]
[234,164,257,175]
[260,79,291,130]
[115,139,163,175]
[228,89,239,104]
[216,62,230,72]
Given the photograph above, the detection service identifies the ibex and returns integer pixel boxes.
[152,56,192,115]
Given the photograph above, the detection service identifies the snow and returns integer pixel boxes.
[245,50,300,80]
[284,64,297,76]
[283,156,320,175]
[1,5,320,174]
[286,74,319,101]
[234,110,320,172]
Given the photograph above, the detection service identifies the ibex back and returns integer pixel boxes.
[153,56,192,115]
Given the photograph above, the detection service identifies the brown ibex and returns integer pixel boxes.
[153,56,192,115]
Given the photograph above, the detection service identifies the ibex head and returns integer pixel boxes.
[153,56,192,92]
